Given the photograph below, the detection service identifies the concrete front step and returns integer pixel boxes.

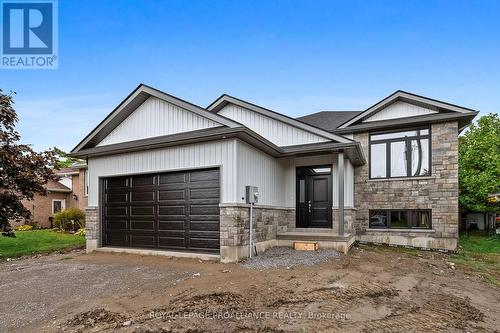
[277,232,355,254]
[277,231,353,241]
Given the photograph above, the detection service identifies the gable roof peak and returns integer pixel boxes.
[338,90,478,129]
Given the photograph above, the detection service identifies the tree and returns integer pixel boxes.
[0,89,59,233]
[53,147,84,168]
[459,113,500,213]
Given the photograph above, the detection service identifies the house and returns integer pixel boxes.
[70,85,477,262]
[13,164,88,228]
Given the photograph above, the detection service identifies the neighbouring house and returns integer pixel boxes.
[12,164,89,228]
[70,84,478,262]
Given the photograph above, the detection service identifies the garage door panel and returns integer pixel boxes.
[190,169,219,182]
[189,188,219,200]
[159,173,186,184]
[189,238,220,251]
[190,205,219,216]
[107,206,127,216]
[158,230,186,239]
[130,191,155,202]
[158,190,185,201]
[106,193,128,203]
[104,168,220,253]
[106,220,127,230]
[130,220,155,231]
[106,231,128,246]
[158,237,185,248]
[158,220,185,230]
[131,174,156,186]
[130,235,155,248]
[130,206,155,216]
[158,205,185,216]
[189,230,219,239]
[190,221,219,231]
[186,181,219,189]
[107,177,128,188]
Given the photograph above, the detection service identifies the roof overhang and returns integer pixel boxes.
[207,94,352,144]
[47,188,72,193]
[71,84,242,153]
[333,111,479,134]
[70,126,366,166]
[339,90,478,129]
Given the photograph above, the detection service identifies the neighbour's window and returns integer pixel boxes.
[369,128,430,179]
[52,200,65,214]
[369,209,431,229]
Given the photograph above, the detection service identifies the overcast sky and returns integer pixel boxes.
[1,0,499,152]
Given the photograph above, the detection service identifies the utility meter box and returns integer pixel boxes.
[245,186,259,204]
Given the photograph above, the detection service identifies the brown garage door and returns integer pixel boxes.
[103,168,220,253]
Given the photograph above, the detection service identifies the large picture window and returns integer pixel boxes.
[369,128,430,179]
[369,209,431,229]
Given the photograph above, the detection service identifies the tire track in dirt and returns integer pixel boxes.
[341,293,485,333]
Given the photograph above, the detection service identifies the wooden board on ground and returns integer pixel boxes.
[293,241,319,251]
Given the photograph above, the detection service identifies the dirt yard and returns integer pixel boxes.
[1,245,498,333]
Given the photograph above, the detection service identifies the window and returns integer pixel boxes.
[369,128,430,179]
[369,209,431,229]
[52,199,66,214]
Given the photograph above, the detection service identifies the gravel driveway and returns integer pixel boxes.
[0,250,193,332]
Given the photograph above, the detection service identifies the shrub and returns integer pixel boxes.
[74,228,86,236]
[53,208,85,231]
[15,225,33,231]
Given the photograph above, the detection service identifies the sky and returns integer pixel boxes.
[1,0,499,152]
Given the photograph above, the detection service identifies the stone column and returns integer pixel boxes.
[85,206,99,253]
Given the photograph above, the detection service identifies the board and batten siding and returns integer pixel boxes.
[218,104,330,147]
[363,101,438,123]
[87,139,238,206]
[235,140,287,207]
[97,97,222,146]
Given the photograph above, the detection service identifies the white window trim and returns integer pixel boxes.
[52,199,66,214]
[84,170,89,197]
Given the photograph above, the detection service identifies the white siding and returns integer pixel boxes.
[236,141,287,206]
[97,97,222,146]
[363,101,438,122]
[87,139,238,206]
[218,104,330,147]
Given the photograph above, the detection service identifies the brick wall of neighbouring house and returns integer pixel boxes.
[353,121,459,250]
[16,192,71,228]
[67,169,88,211]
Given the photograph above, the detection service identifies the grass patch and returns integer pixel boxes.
[0,230,85,259]
[451,232,500,288]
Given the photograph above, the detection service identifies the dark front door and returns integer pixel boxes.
[103,168,220,253]
[296,166,332,228]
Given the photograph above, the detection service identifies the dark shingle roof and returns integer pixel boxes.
[296,111,363,132]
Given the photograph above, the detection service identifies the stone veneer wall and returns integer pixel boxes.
[353,122,459,250]
[332,208,356,235]
[220,205,294,262]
